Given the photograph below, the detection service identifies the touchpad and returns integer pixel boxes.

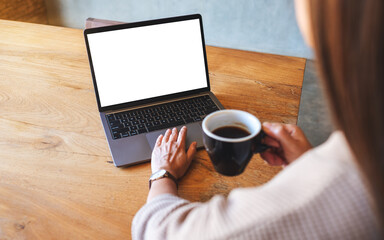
[145,123,204,150]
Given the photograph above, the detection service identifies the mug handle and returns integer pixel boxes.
[253,129,270,153]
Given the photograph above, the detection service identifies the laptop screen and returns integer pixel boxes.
[86,17,208,109]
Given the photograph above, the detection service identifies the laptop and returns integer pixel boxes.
[84,14,224,167]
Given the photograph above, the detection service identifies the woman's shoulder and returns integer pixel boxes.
[308,131,356,164]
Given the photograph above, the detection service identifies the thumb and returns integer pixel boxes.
[262,122,292,144]
[186,142,197,163]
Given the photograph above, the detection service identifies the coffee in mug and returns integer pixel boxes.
[202,110,268,176]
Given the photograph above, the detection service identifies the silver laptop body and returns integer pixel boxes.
[84,14,224,167]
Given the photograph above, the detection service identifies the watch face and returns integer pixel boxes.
[151,169,167,179]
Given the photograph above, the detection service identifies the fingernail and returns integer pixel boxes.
[264,122,279,129]
[182,126,186,130]
[263,122,272,128]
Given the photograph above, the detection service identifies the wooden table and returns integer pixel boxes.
[0,20,306,239]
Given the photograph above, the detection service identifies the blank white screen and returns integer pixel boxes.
[87,19,208,108]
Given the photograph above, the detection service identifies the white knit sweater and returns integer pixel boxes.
[132,132,381,239]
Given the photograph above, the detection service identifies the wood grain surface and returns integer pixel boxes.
[0,20,305,239]
[0,0,47,24]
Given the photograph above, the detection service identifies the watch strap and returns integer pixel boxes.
[149,170,178,190]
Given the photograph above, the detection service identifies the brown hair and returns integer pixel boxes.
[308,0,384,227]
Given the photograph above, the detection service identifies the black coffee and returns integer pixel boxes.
[212,126,250,138]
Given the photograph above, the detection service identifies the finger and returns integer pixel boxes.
[163,129,172,143]
[262,122,293,144]
[283,124,311,148]
[285,124,305,139]
[170,127,178,142]
[284,124,300,136]
[263,136,280,148]
[186,141,197,164]
[156,134,163,146]
[177,126,187,148]
[260,151,286,166]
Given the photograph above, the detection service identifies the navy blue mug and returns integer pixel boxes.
[202,110,269,176]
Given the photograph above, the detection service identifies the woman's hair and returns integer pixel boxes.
[308,0,384,226]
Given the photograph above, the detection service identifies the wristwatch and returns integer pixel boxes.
[149,169,178,189]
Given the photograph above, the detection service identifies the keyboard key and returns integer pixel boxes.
[138,128,147,134]
[122,132,129,137]
[107,114,115,121]
[174,120,185,126]
[109,120,121,126]
[113,132,121,139]
[184,118,194,123]
[130,130,138,136]
[148,125,164,132]
[111,125,123,130]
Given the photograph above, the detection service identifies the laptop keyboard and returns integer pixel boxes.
[106,95,219,140]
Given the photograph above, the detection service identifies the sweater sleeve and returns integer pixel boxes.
[132,193,235,240]
[131,194,199,240]
[131,132,379,240]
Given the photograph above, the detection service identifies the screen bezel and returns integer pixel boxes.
[84,14,210,112]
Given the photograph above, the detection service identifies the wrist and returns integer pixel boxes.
[150,177,177,189]
[147,177,178,202]
[152,167,177,178]
[149,169,178,190]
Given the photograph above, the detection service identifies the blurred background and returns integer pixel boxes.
[0,0,333,146]
[45,0,312,58]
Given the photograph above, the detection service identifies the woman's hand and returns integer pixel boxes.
[151,126,197,179]
[261,122,312,166]
[147,126,196,202]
